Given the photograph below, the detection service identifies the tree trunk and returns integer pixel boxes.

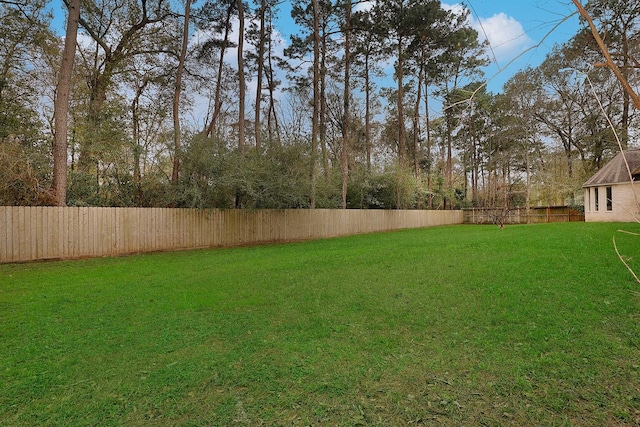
[364,50,371,171]
[205,4,233,138]
[237,0,245,150]
[172,0,191,185]
[79,66,111,171]
[266,28,279,144]
[525,138,531,224]
[341,0,351,209]
[266,7,280,145]
[255,0,265,150]
[423,80,432,205]
[413,63,423,178]
[396,41,406,165]
[310,0,320,208]
[320,28,329,181]
[620,27,630,148]
[445,109,453,194]
[132,80,149,205]
[51,0,80,206]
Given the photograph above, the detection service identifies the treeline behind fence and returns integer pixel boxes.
[0,207,463,263]
[463,206,585,225]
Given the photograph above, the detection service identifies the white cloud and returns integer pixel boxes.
[474,13,534,65]
[354,0,373,13]
[443,3,534,65]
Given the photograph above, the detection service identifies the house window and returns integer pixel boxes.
[606,186,612,211]
[586,189,590,212]
[594,187,599,211]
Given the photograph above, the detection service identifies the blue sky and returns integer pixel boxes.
[48,0,583,95]
[461,0,581,92]
[268,0,582,93]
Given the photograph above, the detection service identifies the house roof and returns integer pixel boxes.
[583,149,640,187]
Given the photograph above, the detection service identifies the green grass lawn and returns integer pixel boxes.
[1,222,639,426]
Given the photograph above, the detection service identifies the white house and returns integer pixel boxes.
[583,149,640,222]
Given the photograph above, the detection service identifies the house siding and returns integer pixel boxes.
[584,183,640,222]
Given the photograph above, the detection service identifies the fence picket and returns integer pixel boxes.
[0,207,463,263]
[0,208,8,262]
[462,207,585,225]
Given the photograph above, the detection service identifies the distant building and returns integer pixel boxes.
[583,149,640,222]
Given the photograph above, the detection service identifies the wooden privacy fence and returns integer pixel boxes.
[0,207,463,263]
[463,206,585,225]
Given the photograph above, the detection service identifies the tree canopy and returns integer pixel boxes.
[0,0,637,209]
